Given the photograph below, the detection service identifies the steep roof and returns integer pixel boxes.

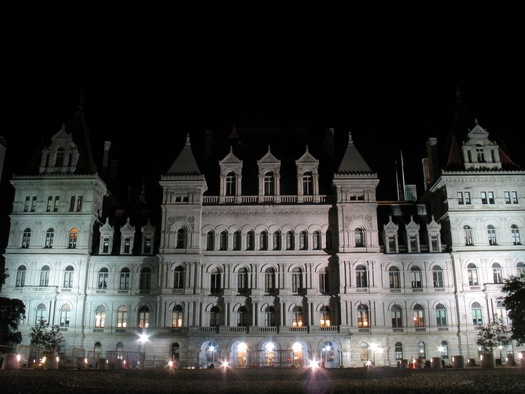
[337,132,374,174]
[166,134,202,175]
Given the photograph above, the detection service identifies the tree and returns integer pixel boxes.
[29,319,64,354]
[476,317,511,354]
[502,273,525,345]
[0,296,25,347]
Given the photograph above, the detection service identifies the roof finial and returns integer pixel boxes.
[185,133,191,146]
[474,118,478,125]
[267,145,271,153]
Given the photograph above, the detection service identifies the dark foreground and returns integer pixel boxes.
[1,367,524,394]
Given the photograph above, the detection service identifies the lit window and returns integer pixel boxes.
[138,306,149,328]
[69,228,78,248]
[98,268,108,289]
[414,304,425,327]
[95,306,106,328]
[172,305,183,328]
[117,306,128,328]
[357,304,369,328]
[320,306,330,327]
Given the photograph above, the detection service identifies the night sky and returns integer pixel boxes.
[3,5,524,207]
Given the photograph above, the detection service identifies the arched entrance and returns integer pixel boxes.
[230,341,249,367]
[199,340,219,368]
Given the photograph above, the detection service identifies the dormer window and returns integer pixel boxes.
[55,148,65,167]
[302,172,313,195]
[225,172,236,196]
[264,172,275,195]
[476,144,485,162]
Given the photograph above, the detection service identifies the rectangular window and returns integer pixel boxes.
[464,192,471,204]
[457,192,464,205]
[102,238,110,254]
[481,192,487,204]
[30,196,37,212]
[76,196,83,211]
[60,310,70,327]
[504,191,511,204]
[144,237,152,254]
[24,196,30,212]
[488,192,495,204]
[431,235,439,252]
[124,238,131,254]
[511,191,518,204]
[70,196,76,211]
[54,196,60,211]
[47,196,53,212]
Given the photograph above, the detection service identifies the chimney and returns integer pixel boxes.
[424,138,440,189]
[102,141,111,179]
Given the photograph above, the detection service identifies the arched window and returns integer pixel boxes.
[117,305,128,328]
[39,265,50,287]
[286,231,294,250]
[265,267,276,294]
[220,230,228,250]
[511,224,521,245]
[436,304,447,327]
[313,231,321,250]
[389,266,400,288]
[272,231,281,250]
[413,304,424,327]
[237,306,248,327]
[265,306,275,327]
[357,304,369,328]
[292,267,302,293]
[210,306,220,327]
[172,305,183,328]
[411,266,422,288]
[22,228,31,248]
[35,303,46,325]
[171,343,180,361]
[492,263,503,283]
[138,305,150,328]
[320,306,330,327]
[319,267,329,293]
[206,231,214,250]
[238,267,248,294]
[60,304,70,327]
[395,342,403,360]
[173,266,184,289]
[356,264,368,288]
[464,225,473,246]
[418,341,426,359]
[432,265,444,288]
[517,262,525,276]
[391,305,402,328]
[467,263,479,285]
[233,231,241,250]
[354,228,364,247]
[15,265,26,287]
[98,267,108,289]
[302,171,313,195]
[472,302,483,325]
[45,228,54,248]
[246,231,255,250]
[69,228,78,249]
[292,306,303,327]
[176,228,185,248]
[211,267,221,294]
[63,265,74,288]
[119,267,130,290]
[260,231,268,250]
[225,172,236,196]
[95,305,106,328]
[487,225,497,245]
[139,267,151,291]
[440,340,449,359]
[496,300,509,325]
[299,231,308,250]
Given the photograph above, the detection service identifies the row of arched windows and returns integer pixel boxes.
[204,229,331,251]
[463,224,522,246]
[21,227,78,249]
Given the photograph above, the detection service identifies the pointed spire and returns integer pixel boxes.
[337,131,373,174]
[166,133,202,175]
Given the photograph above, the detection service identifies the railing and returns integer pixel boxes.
[202,195,333,205]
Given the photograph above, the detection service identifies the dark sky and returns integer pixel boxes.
[4,5,525,203]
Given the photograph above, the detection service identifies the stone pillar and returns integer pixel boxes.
[452,355,464,368]
[1,353,20,370]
